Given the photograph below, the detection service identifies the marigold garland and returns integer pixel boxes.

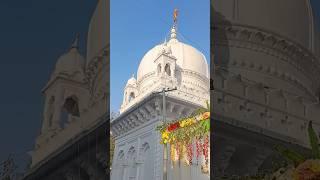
[157,111,210,145]
[156,110,210,174]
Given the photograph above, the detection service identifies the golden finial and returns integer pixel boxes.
[173,8,178,24]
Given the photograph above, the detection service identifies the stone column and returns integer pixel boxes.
[135,158,144,180]
[51,89,64,131]
[41,98,50,133]
[122,161,129,180]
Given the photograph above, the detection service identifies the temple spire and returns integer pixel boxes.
[71,33,80,49]
[169,9,179,42]
[173,8,178,25]
[170,26,177,40]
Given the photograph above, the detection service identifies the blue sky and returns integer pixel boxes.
[110,0,210,113]
[312,0,320,27]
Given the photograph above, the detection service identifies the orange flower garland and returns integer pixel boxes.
[157,110,210,174]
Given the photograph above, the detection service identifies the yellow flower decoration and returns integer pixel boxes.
[162,130,169,139]
[179,119,187,127]
[187,118,195,125]
[310,160,320,173]
[161,130,170,144]
[168,136,176,144]
[179,118,195,128]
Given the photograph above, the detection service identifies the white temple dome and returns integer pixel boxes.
[54,47,85,77]
[137,35,209,81]
[120,25,210,113]
[86,0,108,66]
[214,0,315,51]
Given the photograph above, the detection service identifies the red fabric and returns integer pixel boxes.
[167,122,180,132]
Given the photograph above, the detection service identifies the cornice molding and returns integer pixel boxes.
[213,24,320,92]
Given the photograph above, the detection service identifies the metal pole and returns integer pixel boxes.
[153,87,176,180]
[162,88,168,180]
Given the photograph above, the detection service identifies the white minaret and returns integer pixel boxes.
[32,35,90,166]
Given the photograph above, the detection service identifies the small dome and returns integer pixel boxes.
[54,47,85,78]
[137,31,209,81]
[126,75,137,86]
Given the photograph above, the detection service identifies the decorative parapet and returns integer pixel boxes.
[86,45,109,97]
[120,87,208,114]
[111,94,204,138]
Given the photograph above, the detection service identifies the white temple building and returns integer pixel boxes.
[212,0,320,177]
[110,24,210,180]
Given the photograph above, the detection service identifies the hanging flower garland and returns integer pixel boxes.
[157,111,210,144]
[156,108,210,174]
[265,121,320,179]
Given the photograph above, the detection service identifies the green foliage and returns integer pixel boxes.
[308,121,320,159]
[274,145,305,167]
[274,120,320,169]
[168,118,210,144]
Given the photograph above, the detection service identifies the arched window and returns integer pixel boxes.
[63,96,80,116]
[127,147,137,180]
[115,150,125,180]
[117,150,124,160]
[127,146,136,160]
[140,143,152,180]
[157,64,162,74]
[140,142,150,155]
[165,64,171,76]
[60,96,80,128]
[128,92,135,102]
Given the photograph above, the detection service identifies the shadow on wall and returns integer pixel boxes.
[210,5,231,111]
[210,2,312,178]
[210,3,233,177]
[211,6,231,74]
